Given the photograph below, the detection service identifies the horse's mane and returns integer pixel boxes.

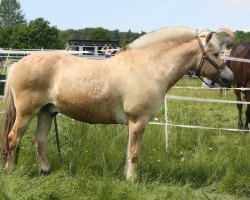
[124,27,198,51]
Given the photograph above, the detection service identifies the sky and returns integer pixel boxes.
[19,0,250,33]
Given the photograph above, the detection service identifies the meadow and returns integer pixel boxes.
[0,78,249,200]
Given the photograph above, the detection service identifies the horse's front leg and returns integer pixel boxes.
[244,92,250,130]
[235,89,243,129]
[125,117,147,182]
[244,104,250,130]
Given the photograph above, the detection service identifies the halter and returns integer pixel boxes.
[195,35,227,87]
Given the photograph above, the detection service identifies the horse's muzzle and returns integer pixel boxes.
[218,77,233,88]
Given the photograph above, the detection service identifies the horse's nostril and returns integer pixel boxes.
[221,78,232,87]
[221,78,228,82]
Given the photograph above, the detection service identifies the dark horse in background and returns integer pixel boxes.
[227,42,250,130]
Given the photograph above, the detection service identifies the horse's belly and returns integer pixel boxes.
[55,97,127,124]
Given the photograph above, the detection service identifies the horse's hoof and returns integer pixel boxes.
[244,127,249,131]
[40,169,52,176]
[238,123,243,129]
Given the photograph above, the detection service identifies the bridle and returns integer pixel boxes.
[195,34,227,87]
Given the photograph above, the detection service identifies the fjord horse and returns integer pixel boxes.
[2,27,235,181]
[227,42,250,130]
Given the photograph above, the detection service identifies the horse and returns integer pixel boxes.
[2,27,235,181]
[227,42,250,130]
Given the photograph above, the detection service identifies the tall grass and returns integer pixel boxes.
[0,78,249,199]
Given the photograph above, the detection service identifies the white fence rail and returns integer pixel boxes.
[221,55,250,63]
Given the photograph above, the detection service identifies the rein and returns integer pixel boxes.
[195,35,226,87]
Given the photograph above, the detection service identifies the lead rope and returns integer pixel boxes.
[198,76,215,88]
[53,115,61,158]
[50,112,61,159]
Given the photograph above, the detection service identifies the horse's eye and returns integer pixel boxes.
[213,53,219,57]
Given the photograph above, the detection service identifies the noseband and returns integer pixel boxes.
[195,35,226,87]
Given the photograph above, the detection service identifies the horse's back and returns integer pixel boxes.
[10,52,104,89]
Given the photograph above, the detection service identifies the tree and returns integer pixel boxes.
[86,27,112,41]
[0,25,15,47]
[234,31,250,46]
[0,0,26,27]
[59,28,145,48]
[119,30,145,47]
[10,18,61,49]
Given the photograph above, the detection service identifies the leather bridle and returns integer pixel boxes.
[195,35,227,87]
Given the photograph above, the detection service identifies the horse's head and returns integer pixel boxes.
[195,28,235,87]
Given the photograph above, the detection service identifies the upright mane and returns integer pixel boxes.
[125,27,198,51]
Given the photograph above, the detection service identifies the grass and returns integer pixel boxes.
[0,78,249,199]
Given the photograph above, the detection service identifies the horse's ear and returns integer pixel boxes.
[205,32,214,44]
[214,28,235,48]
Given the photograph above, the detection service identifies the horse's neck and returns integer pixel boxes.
[151,40,200,92]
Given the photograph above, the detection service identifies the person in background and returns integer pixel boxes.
[101,44,113,59]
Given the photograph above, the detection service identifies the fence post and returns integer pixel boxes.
[164,95,168,151]
[2,48,11,74]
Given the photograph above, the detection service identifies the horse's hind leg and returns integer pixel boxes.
[5,113,34,171]
[34,110,52,174]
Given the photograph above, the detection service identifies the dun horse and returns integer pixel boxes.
[2,27,234,181]
[227,42,250,130]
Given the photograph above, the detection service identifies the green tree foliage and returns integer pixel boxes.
[234,31,250,46]
[59,28,145,48]
[86,27,112,41]
[9,18,61,49]
[0,0,26,27]
[59,27,111,41]
[0,25,16,47]
[119,30,145,47]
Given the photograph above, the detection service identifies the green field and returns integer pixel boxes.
[0,78,249,200]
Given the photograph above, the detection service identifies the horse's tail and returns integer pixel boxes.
[2,71,16,164]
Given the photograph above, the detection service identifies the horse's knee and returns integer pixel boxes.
[129,149,139,163]
[131,154,139,163]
